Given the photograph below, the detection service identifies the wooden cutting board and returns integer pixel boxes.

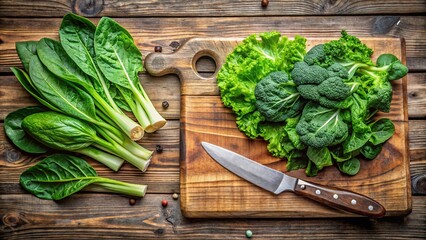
[144,37,411,218]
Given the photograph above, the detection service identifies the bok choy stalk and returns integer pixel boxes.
[59,13,166,135]
[35,37,144,140]
[21,111,151,172]
[20,154,147,200]
[13,42,152,161]
[94,16,166,133]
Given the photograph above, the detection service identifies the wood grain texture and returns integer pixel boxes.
[144,37,414,218]
[0,4,425,238]
[1,194,425,239]
[1,0,426,17]
[1,16,426,72]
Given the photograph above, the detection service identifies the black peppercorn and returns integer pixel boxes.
[129,198,136,205]
[162,101,169,109]
[156,145,163,153]
[154,46,162,52]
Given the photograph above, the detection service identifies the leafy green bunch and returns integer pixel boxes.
[217,31,408,176]
[6,14,166,173]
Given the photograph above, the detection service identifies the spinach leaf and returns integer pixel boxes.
[95,17,166,132]
[22,111,97,151]
[10,67,61,111]
[255,71,305,122]
[337,158,361,176]
[369,118,395,145]
[286,151,308,171]
[28,55,100,126]
[4,106,49,153]
[361,142,383,160]
[59,13,99,80]
[20,154,147,200]
[22,111,150,172]
[59,13,122,116]
[36,37,142,140]
[36,38,93,90]
[16,41,38,72]
[306,146,333,171]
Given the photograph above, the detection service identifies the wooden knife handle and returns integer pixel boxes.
[294,179,386,218]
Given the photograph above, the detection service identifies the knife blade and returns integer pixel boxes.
[201,141,386,218]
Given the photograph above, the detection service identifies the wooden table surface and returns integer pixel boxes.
[1,1,425,239]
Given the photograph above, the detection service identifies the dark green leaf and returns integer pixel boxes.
[37,38,93,90]
[10,67,60,111]
[22,111,96,151]
[361,142,383,160]
[337,157,361,175]
[254,71,304,122]
[16,41,38,72]
[4,106,49,153]
[20,154,99,200]
[305,160,319,177]
[306,146,333,170]
[29,55,98,123]
[59,13,98,80]
[286,151,308,171]
[95,17,142,90]
[369,118,395,145]
[296,102,349,148]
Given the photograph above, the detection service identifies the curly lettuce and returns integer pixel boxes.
[217,31,306,156]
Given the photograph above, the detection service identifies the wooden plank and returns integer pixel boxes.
[1,0,425,17]
[0,74,181,121]
[0,16,425,72]
[1,194,425,239]
[407,73,426,119]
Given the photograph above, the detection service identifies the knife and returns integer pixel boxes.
[201,142,386,218]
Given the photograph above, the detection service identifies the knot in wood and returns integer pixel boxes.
[72,0,104,17]
[2,212,21,227]
[3,147,21,163]
[372,16,400,34]
[169,41,180,49]
[412,174,426,195]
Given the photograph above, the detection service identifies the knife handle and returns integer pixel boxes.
[294,179,386,218]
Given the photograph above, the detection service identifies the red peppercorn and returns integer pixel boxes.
[161,199,168,207]
[261,0,269,7]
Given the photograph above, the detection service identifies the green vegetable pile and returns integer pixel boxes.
[217,31,408,176]
[5,14,164,199]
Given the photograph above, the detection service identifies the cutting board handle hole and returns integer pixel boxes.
[193,50,218,79]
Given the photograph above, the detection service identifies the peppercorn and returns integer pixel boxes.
[129,198,136,205]
[172,193,178,200]
[162,100,169,109]
[161,199,168,207]
[156,145,163,153]
[261,0,269,7]
[245,230,253,238]
[154,46,162,53]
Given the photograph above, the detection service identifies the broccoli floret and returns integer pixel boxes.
[304,44,333,67]
[317,77,351,100]
[291,60,353,109]
[291,61,329,85]
[254,71,305,122]
[296,102,349,148]
[327,63,349,79]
